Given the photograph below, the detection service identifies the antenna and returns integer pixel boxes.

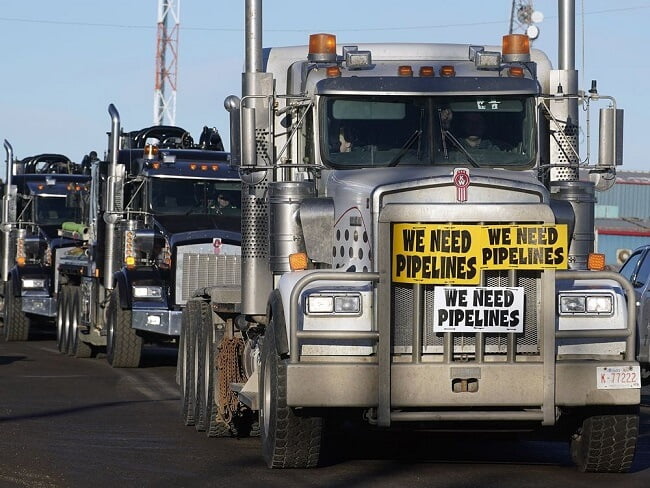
[509,0,544,41]
[153,0,180,126]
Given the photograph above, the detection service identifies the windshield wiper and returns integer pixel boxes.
[442,130,480,168]
[387,130,422,167]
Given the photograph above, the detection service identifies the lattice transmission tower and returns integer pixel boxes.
[153,0,180,126]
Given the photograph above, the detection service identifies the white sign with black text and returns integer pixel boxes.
[433,286,525,333]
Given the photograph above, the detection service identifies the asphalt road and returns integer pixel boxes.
[1,323,649,488]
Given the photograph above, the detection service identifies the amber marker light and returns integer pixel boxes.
[419,66,435,77]
[326,66,341,78]
[125,256,136,269]
[289,252,309,271]
[16,256,26,267]
[440,65,456,77]
[189,163,197,170]
[211,164,219,171]
[200,164,208,171]
[398,65,413,77]
[151,162,161,169]
[587,253,607,271]
[508,66,525,77]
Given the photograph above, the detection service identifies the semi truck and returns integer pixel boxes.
[179,0,640,471]
[55,105,242,366]
[0,146,89,342]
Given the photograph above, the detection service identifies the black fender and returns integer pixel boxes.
[113,266,169,310]
[266,289,289,357]
[9,264,50,296]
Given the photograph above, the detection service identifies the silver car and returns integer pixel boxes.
[619,244,650,383]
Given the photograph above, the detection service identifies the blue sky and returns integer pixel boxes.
[0,1,648,174]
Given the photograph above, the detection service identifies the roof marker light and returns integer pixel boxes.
[200,164,208,171]
[508,66,525,77]
[398,65,413,77]
[419,66,435,77]
[308,33,337,63]
[440,65,456,77]
[326,66,341,78]
[189,163,197,170]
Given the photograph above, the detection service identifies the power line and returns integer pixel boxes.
[0,5,649,33]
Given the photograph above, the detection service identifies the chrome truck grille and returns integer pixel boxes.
[177,253,241,305]
[392,271,541,357]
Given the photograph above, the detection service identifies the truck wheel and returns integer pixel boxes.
[2,278,30,342]
[570,409,639,472]
[56,286,69,353]
[259,318,323,468]
[180,300,197,426]
[106,284,142,368]
[68,287,92,358]
[193,301,207,432]
[199,302,232,437]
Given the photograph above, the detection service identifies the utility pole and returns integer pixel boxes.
[153,0,180,126]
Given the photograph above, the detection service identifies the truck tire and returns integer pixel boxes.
[2,278,30,342]
[193,301,207,432]
[56,286,69,353]
[180,300,198,426]
[68,287,92,358]
[570,409,639,472]
[198,302,232,437]
[106,284,142,368]
[260,317,323,468]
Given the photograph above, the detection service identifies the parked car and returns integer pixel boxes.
[619,244,650,383]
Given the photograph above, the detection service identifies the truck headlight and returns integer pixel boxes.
[306,293,361,315]
[559,294,613,315]
[132,285,163,299]
[22,278,47,289]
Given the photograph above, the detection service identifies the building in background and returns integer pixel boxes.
[594,170,650,268]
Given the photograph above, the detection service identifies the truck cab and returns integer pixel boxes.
[55,108,242,367]
[1,149,89,342]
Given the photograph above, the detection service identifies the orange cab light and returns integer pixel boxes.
[144,144,159,159]
[440,65,456,77]
[398,65,413,77]
[326,66,341,78]
[502,34,530,55]
[508,66,525,77]
[200,164,208,171]
[309,33,337,59]
[16,256,26,267]
[211,164,219,171]
[151,162,161,169]
[419,66,435,77]
[289,252,309,271]
[37,184,45,190]
[189,163,197,170]
[587,253,607,271]
[125,256,136,269]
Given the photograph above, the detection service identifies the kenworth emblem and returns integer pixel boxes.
[453,168,470,202]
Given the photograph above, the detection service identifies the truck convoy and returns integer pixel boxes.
[1,147,89,342]
[55,106,242,366]
[177,0,641,472]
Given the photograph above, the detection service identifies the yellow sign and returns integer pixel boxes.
[392,224,568,285]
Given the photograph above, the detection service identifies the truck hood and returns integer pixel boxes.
[322,167,548,205]
[153,215,241,248]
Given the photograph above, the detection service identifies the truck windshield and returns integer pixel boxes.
[321,95,536,168]
[150,178,241,217]
[35,196,82,225]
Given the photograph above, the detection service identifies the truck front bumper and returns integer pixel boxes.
[132,309,182,336]
[286,361,640,410]
[21,296,56,317]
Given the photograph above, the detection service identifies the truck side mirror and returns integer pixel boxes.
[598,107,623,167]
[224,95,241,166]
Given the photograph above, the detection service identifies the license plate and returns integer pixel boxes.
[596,366,641,389]
[432,286,524,333]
